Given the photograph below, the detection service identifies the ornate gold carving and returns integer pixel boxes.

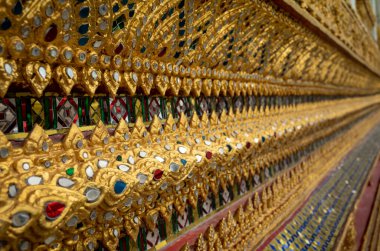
[0,0,380,98]
[285,0,379,73]
[0,0,380,250]
[0,95,379,249]
[183,110,380,250]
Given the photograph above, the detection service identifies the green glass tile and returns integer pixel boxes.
[171,211,179,234]
[52,97,57,129]
[158,216,167,240]
[118,236,130,251]
[141,96,150,122]
[43,97,54,129]
[99,97,105,123]
[160,97,167,119]
[15,97,23,132]
[66,167,74,176]
[137,227,147,251]
[197,197,203,218]
[187,205,194,224]
[25,98,32,131]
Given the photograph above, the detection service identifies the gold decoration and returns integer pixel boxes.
[0,96,377,249]
[0,0,379,98]
[183,109,380,250]
[0,0,380,250]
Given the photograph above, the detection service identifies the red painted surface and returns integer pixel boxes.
[355,160,380,250]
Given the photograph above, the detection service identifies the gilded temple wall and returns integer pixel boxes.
[1,0,380,250]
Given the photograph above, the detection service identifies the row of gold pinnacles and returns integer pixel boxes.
[180,106,380,251]
[0,0,379,98]
[0,53,375,99]
[0,95,378,250]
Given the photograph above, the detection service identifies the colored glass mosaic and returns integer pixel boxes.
[0,95,339,134]
[264,127,380,251]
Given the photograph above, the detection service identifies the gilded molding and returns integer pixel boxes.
[1,96,379,250]
[282,0,380,75]
[0,0,380,98]
[179,111,380,250]
[1,0,380,250]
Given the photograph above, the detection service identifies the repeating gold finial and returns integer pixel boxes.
[190,113,201,129]
[114,119,130,141]
[63,124,85,150]
[89,121,110,146]
[132,116,148,138]
[149,115,163,135]
[178,112,189,131]
[205,225,217,248]
[164,114,177,134]
[195,233,208,251]
[180,243,191,251]
[23,124,52,154]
